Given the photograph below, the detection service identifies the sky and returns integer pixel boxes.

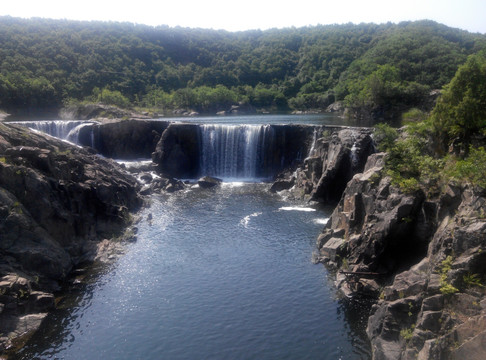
[0,0,485,34]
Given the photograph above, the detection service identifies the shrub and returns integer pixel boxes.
[402,108,427,124]
[439,256,459,295]
[447,146,486,188]
[374,123,399,152]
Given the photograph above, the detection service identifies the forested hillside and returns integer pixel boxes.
[0,16,485,117]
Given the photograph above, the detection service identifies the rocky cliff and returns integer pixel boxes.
[271,126,375,203]
[0,123,142,353]
[316,152,486,359]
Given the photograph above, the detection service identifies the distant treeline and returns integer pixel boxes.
[0,16,485,116]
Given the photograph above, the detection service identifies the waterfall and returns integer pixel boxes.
[66,123,96,147]
[12,120,97,145]
[307,127,319,158]
[199,124,274,180]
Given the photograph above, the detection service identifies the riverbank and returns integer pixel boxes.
[0,123,143,354]
[277,130,486,358]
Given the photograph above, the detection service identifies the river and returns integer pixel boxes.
[11,114,371,359]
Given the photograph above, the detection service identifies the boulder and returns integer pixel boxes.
[198,176,222,188]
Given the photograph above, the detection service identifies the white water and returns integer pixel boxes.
[199,124,275,180]
[11,120,97,145]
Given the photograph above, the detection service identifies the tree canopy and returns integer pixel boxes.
[431,52,486,151]
[0,17,485,116]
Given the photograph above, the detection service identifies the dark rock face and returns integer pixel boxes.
[271,127,375,204]
[152,123,200,178]
[77,120,170,159]
[0,123,142,352]
[151,123,318,180]
[316,150,486,359]
[266,125,317,178]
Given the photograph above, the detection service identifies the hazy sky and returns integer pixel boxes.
[1,0,485,33]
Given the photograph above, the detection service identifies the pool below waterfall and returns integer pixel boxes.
[15,182,371,360]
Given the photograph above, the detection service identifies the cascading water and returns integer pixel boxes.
[66,122,97,147]
[199,124,274,180]
[11,120,97,145]
[307,127,319,158]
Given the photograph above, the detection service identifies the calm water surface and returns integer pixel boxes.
[15,183,370,360]
[159,113,362,126]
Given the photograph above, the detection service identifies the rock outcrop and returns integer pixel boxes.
[198,176,222,188]
[316,151,486,359]
[152,123,201,178]
[271,127,375,203]
[77,119,170,159]
[0,123,142,353]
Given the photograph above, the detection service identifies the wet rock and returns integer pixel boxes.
[312,133,486,359]
[270,177,295,192]
[198,176,222,189]
[150,177,185,193]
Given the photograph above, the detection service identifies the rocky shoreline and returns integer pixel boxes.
[273,126,486,359]
[0,123,143,354]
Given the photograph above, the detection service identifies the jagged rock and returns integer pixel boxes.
[451,331,486,360]
[150,177,185,193]
[319,150,486,359]
[326,102,343,113]
[272,126,375,203]
[140,172,154,183]
[270,177,295,192]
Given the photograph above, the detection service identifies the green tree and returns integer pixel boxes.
[431,53,486,152]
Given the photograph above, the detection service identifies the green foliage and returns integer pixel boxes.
[463,272,484,288]
[385,135,425,192]
[402,108,427,124]
[431,53,486,150]
[400,325,415,341]
[445,146,486,188]
[0,17,484,115]
[88,87,131,108]
[439,256,459,295]
[374,123,398,152]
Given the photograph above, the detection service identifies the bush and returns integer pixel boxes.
[446,146,486,188]
[90,87,131,108]
[374,123,399,152]
[402,108,427,124]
